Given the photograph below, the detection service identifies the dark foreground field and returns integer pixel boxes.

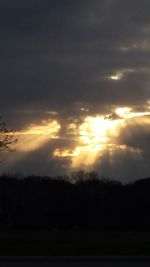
[0,231,150,256]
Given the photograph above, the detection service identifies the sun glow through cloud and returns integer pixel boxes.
[67,115,124,168]
[109,73,123,81]
[9,105,150,171]
[17,120,60,152]
[53,114,125,168]
[53,105,150,169]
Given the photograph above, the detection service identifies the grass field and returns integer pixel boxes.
[0,231,150,255]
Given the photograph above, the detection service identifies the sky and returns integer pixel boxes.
[0,0,150,182]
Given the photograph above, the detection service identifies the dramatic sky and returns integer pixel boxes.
[0,0,150,182]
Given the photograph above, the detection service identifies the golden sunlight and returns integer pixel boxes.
[17,120,60,152]
[53,115,124,168]
[53,105,150,169]
[14,105,150,170]
[109,73,123,81]
[70,116,124,167]
[115,107,132,117]
[115,107,150,119]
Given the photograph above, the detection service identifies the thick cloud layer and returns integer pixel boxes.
[0,0,150,181]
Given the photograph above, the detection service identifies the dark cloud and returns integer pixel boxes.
[117,117,150,168]
[94,148,150,183]
[0,0,150,111]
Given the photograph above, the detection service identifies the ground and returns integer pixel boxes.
[0,231,150,256]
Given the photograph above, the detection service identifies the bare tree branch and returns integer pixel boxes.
[0,118,18,154]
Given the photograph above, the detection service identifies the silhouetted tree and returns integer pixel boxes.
[0,172,150,231]
[0,118,17,154]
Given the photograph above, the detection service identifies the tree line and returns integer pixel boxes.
[0,171,149,231]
